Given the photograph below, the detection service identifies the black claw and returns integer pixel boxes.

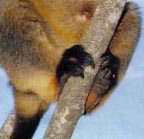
[85,56,95,68]
[82,52,95,68]
[80,73,85,79]
[56,44,94,81]
[91,62,95,69]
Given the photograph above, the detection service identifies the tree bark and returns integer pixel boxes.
[44,1,126,139]
[0,111,15,139]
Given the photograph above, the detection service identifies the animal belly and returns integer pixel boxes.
[10,69,59,103]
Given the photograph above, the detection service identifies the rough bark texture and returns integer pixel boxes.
[44,1,126,139]
[0,111,15,139]
[0,0,126,139]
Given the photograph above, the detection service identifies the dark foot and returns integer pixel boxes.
[99,50,119,88]
[85,50,119,113]
[56,44,95,81]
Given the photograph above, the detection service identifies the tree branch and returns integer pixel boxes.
[0,111,15,139]
[44,1,126,139]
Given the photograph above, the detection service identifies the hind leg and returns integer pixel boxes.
[85,50,119,113]
[10,90,49,139]
[85,2,140,113]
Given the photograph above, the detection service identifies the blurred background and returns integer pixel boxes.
[0,0,144,139]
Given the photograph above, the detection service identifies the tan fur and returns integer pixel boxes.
[0,0,97,117]
[0,1,141,117]
[14,89,50,117]
[30,0,97,47]
[14,90,41,117]
[110,2,141,73]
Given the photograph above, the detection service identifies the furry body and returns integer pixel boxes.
[0,1,140,139]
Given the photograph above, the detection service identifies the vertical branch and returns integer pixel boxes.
[44,1,126,139]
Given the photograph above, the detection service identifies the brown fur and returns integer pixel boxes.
[0,0,97,117]
[0,1,141,138]
[0,1,141,116]
[85,2,141,112]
